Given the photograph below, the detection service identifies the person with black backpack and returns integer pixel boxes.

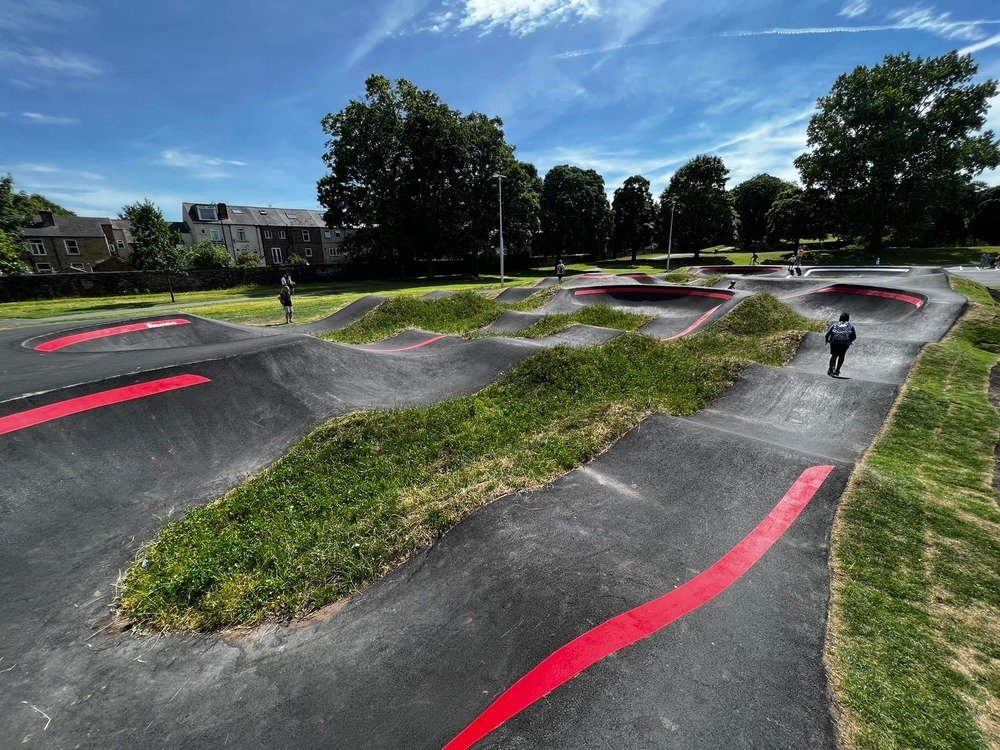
[825,312,857,377]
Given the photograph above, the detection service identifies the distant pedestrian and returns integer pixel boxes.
[787,255,796,276]
[980,253,989,269]
[280,271,296,294]
[279,285,293,324]
[825,312,857,377]
[794,246,804,276]
[875,257,881,266]
[751,251,759,266]
[556,259,565,283]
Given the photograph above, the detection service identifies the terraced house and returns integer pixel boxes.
[21,212,134,273]
[181,202,350,266]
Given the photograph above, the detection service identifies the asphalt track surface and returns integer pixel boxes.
[0,271,965,748]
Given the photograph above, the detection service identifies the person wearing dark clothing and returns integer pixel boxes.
[556,259,565,283]
[750,251,758,266]
[278,285,293,324]
[825,312,857,376]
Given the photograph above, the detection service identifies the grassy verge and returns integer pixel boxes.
[119,294,821,631]
[829,277,1000,749]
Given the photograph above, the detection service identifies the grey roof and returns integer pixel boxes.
[184,202,333,229]
[22,215,111,238]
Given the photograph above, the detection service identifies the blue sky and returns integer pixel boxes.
[2,0,999,221]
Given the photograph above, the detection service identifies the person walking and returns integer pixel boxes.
[279,284,294,324]
[556,259,565,284]
[825,312,857,377]
[280,271,295,294]
[750,251,759,266]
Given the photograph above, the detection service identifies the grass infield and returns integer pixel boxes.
[828,277,1000,749]
[119,294,820,631]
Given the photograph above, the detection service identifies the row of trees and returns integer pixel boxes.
[318,53,999,269]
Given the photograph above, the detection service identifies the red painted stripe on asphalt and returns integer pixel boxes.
[443,464,835,750]
[35,318,191,352]
[813,286,924,308]
[365,334,448,353]
[573,287,732,300]
[665,304,723,340]
[0,374,211,436]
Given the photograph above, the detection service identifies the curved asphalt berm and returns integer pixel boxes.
[0,271,965,748]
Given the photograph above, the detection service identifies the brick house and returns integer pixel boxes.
[21,212,134,273]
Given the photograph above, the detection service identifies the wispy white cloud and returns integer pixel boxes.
[888,7,989,41]
[348,0,426,66]
[711,109,813,184]
[2,163,104,180]
[158,149,248,179]
[960,32,1000,55]
[430,0,602,36]
[0,46,104,76]
[0,0,93,31]
[19,184,186,220]
[839,0,869,19]
[22,112,78,125]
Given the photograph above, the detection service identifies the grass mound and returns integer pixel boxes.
[120,294,820,631]
[829,277,1000,749]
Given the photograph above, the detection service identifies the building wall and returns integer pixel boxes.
[24,236,114,273]
[226,224,262,260]
[259,225,322,266]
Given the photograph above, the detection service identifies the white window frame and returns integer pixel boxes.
[271,247,282,264]
[301,229,310,242]
[35,262,53,273]
[237,228,246,241]
[304,247,312,258]
[29,241,46,256]
[69,262,85,271]
[264,230,272,239]
[64,239,80,255]
[197,206,218,221]
[279,230,286,240]
[209,228,222,242]
[324,230,332,240]
[117,240,125,250]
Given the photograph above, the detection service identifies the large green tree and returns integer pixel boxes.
[119,200,184,271]
[611,175,655,263]
[0,174,74,275]
[657,155,736,259]
[317,75,539,274]
[539,165,612,259]
[732,173,794,249]
[795,52,1000,250]
[765,187,828,246]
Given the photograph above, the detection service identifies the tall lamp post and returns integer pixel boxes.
[666,198,677,272]
[492,172,505,285]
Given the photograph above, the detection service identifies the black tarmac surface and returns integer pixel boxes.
[0,271,965,748]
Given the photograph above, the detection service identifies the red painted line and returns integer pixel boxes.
[573,287,732,301]
[665,304,723,340]
[812,286,924,308]
[35,318,191,352]
[443,464,835,750]
[0,374,211,436]
[365,334,448,353]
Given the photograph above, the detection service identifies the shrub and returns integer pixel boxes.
[185,240,234,270]
[286,253,308,266]
[235,252,261,268]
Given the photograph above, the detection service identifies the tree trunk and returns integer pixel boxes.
[630,244,637,265]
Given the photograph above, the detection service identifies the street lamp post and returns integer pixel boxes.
[493,172,505,285]
[666,198,676,272]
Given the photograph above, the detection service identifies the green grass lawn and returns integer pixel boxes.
[119,294,821,631]
[828,277,1000,749]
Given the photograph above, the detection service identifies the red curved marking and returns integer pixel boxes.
[443,464,835,750]
[366,334,447,353]
[812,286,924,308]
[573,287,732,301]
[665,304,723,340]
[0,374,210,436]
[35,318,191,352]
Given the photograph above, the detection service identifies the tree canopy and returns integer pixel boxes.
[317,75,539,273]
[657,155,735,259]
[539,165,612,259]
[611,175,655,263]
[185,239,234,270]
[732,173,794,249]
[795,51,1000,250]
[119,200,184,271]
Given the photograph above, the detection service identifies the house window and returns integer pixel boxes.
[64,239,80,255]
[69,262,85,271]
[301,230,310,242]
[271,247,282,264]
[237,228,246,241]
[35,262,53,273]
[285,213,297,219]
[209,228,222,241]
[279,230,286,239]
[196,206,218,221]
[330,245,342,257]
[29,241,46,255]
[324,230,332,239]
[117,240,125,250]
[304,247,312,258]
[264,230,272,239]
